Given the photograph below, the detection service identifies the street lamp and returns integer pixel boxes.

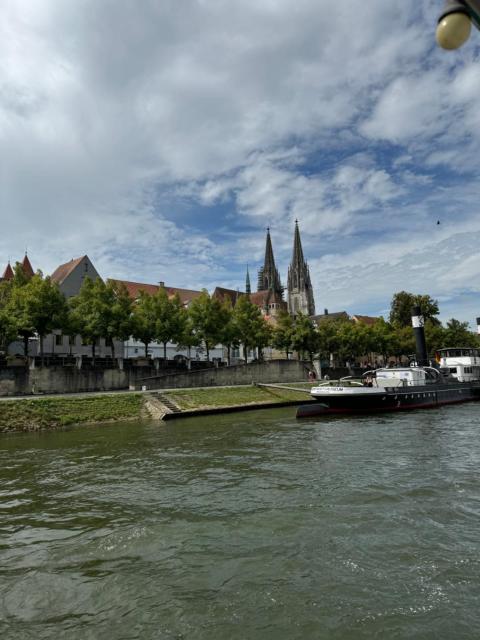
[436,0,480,49]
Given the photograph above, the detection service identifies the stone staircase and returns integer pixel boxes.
[144,392,182,420]
[155,393,182,414]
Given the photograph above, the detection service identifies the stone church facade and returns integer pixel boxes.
[287,220,315,317]
[251,222,315,321]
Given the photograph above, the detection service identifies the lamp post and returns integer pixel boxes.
[436,0,480,49]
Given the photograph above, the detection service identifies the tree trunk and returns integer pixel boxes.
[23,334,28,357]
[163,341,167,363]
[227,344,231,366]
[39,334,44,366]
[206,342,210,362]
[187,345,191,370]
[111,338,116,360]
[244,344,248,365]
[144,341,148,358]
[92,340,96,364]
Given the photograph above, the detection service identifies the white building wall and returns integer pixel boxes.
[123,338,224,361]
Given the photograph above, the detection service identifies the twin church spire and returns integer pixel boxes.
[252,222,315,317]
[287,220,315,316]
[256,228,283,296]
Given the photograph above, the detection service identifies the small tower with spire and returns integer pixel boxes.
[21,253,35,279]
[287,220,315,316]
[245,265,251,295]
[257,228,283,296]
[1,262,14,282]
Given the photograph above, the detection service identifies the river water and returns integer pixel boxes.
[1,405,479,639]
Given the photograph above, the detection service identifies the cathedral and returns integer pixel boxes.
[287,221,315,316]
[249,222,315,320]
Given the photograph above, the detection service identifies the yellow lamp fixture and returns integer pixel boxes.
[436,0,480,49]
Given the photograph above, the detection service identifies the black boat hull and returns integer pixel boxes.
[296,382,480,418]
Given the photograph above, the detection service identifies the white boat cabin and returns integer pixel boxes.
[375,367,427,387]
[436,348,480,382]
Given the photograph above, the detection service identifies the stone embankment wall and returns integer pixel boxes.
[0,361,366,397]
[0,366,156,397]
[136,359,311,391]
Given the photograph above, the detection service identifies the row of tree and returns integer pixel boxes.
[0,267,478,366]
[0,266,278,363]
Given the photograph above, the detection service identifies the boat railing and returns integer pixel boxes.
[315,378,363,387]
[339,376,364,386]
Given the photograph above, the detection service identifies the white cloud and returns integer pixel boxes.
[1,0,480,321]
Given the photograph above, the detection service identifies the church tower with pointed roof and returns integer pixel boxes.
[1,262,14,282]
[287,221,315,316]
[245,265,251,295]
[1,254,35,284]
[257,228,283,296]
[21,253,34,278]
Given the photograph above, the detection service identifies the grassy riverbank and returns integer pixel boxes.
[0,383,315,433]
[0,394,144,433]
[165,384,314,411]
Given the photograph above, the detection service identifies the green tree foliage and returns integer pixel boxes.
[69,278,108,360]
[70,279,133,360]
[370,318,396,363]
[443,318,478,348]
[255,317,273,362]
[153,289,186,362]
[188,290,224,361]
[131,290,157,358]
[2,263,36,355]
[271,310,294,358]
[334,321,368,362]
[175,312,200,368]
[233,295,269,363]
[105,280,133,358]
[316,319,342,362]
[389,291,440,327]
[217,300,239,366]
[290,312,318,360]
[12,262,33,287]
[8,274,67,358]
[424,320,447,354]
[0,280,17,352]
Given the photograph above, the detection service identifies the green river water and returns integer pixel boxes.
[1,405,479,639]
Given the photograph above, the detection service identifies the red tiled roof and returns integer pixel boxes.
[212,287,244,306]
[311,311,349,323]
[2,263,14,281]
[249,290,285,306]
[352,315,379,326]
[50,256,86,285]
[22,254,34,278]
[111,279,203,307]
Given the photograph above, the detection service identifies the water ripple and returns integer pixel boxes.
[1,407,480,639]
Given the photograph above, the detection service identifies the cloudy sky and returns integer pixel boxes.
[2,0,480,323]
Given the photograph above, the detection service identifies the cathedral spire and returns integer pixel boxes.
[257,228,283,295]
[245,265,251,294]
[287,221,315,316]
[291,219,305,269]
